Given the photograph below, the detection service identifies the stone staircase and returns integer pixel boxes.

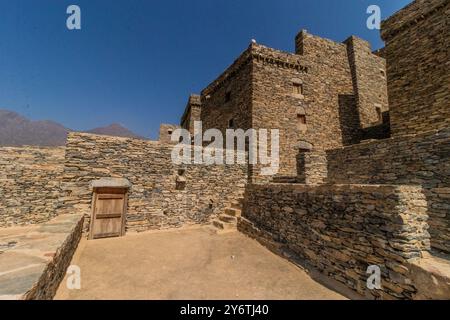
[211,197,244,234]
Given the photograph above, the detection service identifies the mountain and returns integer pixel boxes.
[0,110,70,146]
[0,109,146,147]
[85,123,144,139]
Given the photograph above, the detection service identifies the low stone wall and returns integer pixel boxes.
[0,146,65,228]
[325,128,450,253]
[240,183,430,299]
[24,214,84,300]
[61,132,248,233]
[0,214,84,300]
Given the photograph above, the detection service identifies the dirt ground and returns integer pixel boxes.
[55,226,346,300]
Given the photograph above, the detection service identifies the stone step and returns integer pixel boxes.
[212,219,235,231]
[219,214,237,224]
[231,202,242,210]
[225,208,241,217]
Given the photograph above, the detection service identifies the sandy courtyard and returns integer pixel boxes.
[55,227,346,300]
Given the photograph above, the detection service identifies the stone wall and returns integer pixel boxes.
[345,36,388,129]
[359,111,391,141]
[60,132,247,233]
[240,183,430,299]
[190,31,389,181]
[200,47,253,137]
[325,128,450,253]
[381,0,450,136]
[296,151,327,184]
[181,94,202,135]
[257,31,358,179]
[24,214,84,300]
[0,146,65,227]
[251,43,309,179]
[159,124,180,143]
[295,31,389,148]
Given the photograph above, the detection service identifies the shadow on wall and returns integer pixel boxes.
[324,128,450,253]
[240,183,430,299]
[360,112,391,141]
[338,94,361,146]
[338,94,391,146]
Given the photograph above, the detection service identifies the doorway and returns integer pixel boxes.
[90,187,128,240]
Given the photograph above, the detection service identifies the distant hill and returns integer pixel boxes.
[0,109,146,147]
[85,123,144,139]
[0,110,69,146]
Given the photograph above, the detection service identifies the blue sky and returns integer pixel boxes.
[0,0,412,139]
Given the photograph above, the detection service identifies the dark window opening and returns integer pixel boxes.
[297,114,306,124]
[175,180,186,191]
[176,169,186,190]
[293,83,303,95]
[228,118,235,129]
[225,91,231,103]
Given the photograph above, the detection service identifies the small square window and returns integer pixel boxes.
[297,114,306,125]
[293,83,303,95]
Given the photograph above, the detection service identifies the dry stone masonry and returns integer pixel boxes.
[381,0,450,136]
[178,29,389,182]
[0,147,65,228]
[325,129,450,252]
[0,214,83,300]
[239,184,430,299]
[60,132,247,233]
[237,0,450,300]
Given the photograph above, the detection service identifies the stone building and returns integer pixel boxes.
[159,123,180,143]
[180,30,389,181]
[381,0,449,136]
[239,0,450,299]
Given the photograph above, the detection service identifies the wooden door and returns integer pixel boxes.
[90,188,127,239]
